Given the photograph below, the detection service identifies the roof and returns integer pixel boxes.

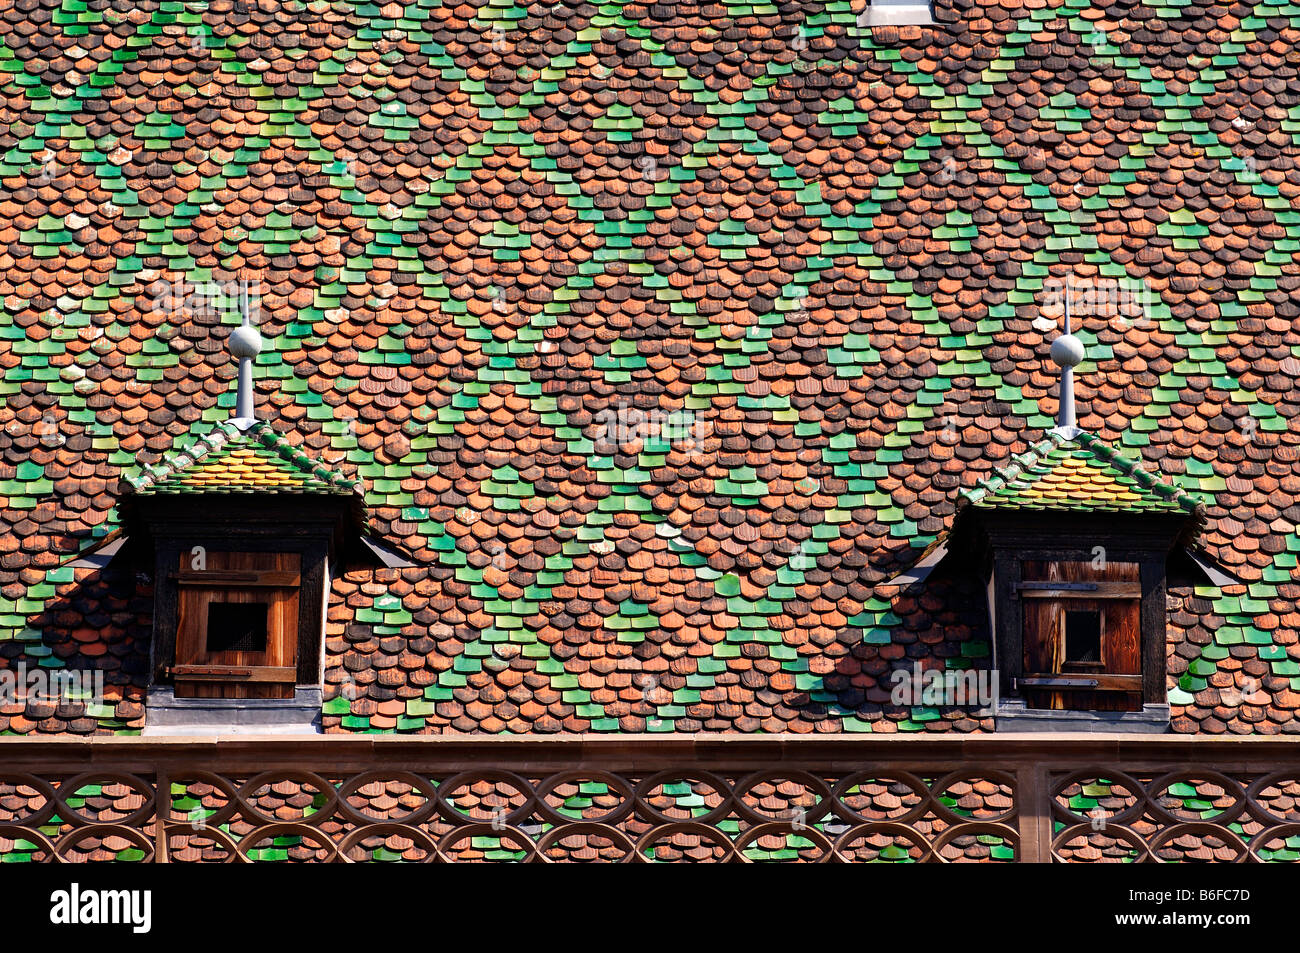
[0,0,1297,738]
[122,420,360,497]
[958,430,1204,517]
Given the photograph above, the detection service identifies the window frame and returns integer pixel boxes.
[172,551,302,699]
[976,511,1182,715]
[1017,559,1143,712]
[139,497,343,703]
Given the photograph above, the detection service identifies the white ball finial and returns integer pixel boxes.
[1050,332,1085,369]
[230,324,263,360]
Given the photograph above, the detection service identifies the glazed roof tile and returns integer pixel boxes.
[0,0,1295,738]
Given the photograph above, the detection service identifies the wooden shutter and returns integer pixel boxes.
[173,552,300,699]
[1020,560,1142,712]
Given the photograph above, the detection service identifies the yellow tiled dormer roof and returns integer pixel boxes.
[959,430,1204,518]
[122,420,360,497]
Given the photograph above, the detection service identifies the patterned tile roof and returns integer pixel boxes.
[959,429,1203,515]
[0,0,1297,737]
[123,418,360,496]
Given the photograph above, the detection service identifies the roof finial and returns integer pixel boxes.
[1049,279,1085,439]
[229,277,263,430]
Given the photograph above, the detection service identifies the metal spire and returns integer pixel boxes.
[1049,282,1085,439]
[229,278,263,430]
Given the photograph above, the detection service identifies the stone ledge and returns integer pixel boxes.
[143,687,322,735]
[995,699,1171,733]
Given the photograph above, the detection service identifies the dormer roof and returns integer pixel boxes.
[122,420,359,499]
[958,430,1204,520]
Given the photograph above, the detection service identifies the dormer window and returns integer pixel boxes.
[173,552,301,698]
[66,282,413,732]
[116,419,372,727]
[889,305,1239,731]
[956,438,1213,730]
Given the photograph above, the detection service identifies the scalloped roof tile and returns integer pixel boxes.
[0,0,1295,738]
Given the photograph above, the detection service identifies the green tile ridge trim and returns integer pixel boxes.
[958,430,1204,515]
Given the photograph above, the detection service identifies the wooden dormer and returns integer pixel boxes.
[119,418,367,701]
[67,293,412,732]
[967,430,1227,726]
[889,316,1239,731]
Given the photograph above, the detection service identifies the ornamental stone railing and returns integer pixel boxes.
[0,735,1298,862]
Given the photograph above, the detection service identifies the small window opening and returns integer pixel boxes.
[205,602,269,654]
[1063,609,1102,670]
